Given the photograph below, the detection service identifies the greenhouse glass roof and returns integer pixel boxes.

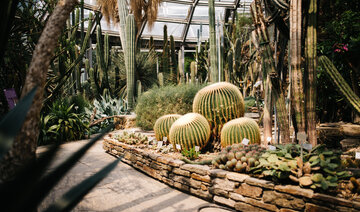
[83,0,252,47]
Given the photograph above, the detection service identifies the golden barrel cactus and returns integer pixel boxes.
[192,82,245,136]
[154,114,182,141]
[220,117,261,147]
[169,113,211,151]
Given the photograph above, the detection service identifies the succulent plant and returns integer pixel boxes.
[220,117,260,147]
[169,113,211,152]
[115,131,148,145]
[153,114,182,142]
[182,147,200,160]
[212,144,266,173]
[192,82,245,142]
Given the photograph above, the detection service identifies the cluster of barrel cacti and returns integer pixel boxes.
[115,131,148,145]
[212,144,266,172]
[154,114,181,142]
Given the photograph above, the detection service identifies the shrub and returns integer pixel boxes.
[135,84,205,130]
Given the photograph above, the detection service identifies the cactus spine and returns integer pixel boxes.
[208,0,218,82]
[220,117,261,147]
[193,82,245,141]
[169,113,211,152]
[126,14,135,110]
[154,114,182,142]
[319,56,360,113]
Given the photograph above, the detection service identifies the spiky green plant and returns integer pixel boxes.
[169,113,211,152]
[162,25,169,76]
[190,61,196,84]
[170,35,177,83]
[154,114,182,141]
[158,72,164,87]
[208,0,218,82]
[220,117,261,147]
[126,14,135,110]
[193,82,245,140]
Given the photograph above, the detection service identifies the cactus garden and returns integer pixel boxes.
[1,0,360,211]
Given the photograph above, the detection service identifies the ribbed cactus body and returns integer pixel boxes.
[169,113,211,152]
[154,114,182,141]
[193,82,245,136]
[208,0,218,82]
[220,117,261,147]
[158,72,164,87]
[126,14,135,110]
[190,61,196,84]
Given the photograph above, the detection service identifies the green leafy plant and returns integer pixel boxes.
[135,84,205,130]
[0,87,119,212]
[40,100,88,145]
[181,147,200,160]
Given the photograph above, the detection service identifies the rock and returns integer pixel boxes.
[275,185,314,198]
[157,156,171,165]
[212,178,235,191]
[263,191,305,210]
[209,187,229,197]
[189,179,202,189]
[245,177,275,189]
[299,176,313,187]
[279,209,298,212]
[172,175,191,186]
[340,138,360,151]
[162,177,174,186]
[173,182,190,192]
[229,192,246,202]
[200,184,208,191]
[209,169,228,178]
[245,197,278,211]
[168,159,185,167]
[191,173,211,183]
[313,193,353,208]
[305,203,333,212]
[226,172,250,182]
[235,183,262,198]
[172,168,191,177]
[341,124,360,137]
[235,202,268,212]
[190,188,213,200]
[213,196,236,208]
[181,164,210,175]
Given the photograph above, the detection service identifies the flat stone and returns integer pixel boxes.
[209,169,228,178]
[208,187,229,198]
[235,183,262,198]
[148,152,160,161]
[142,165,157,177]
[160,170,169,177]
[191,173,211,183]
[245,197,278,211]
[172,175,191,186]
[226,172,250,182]
[335,205,358,212]
[212,178,235,191]
[135,161,143,168]
[279,209,298,212]
[313,193,353,208]
[200,184,208,191]
[190,179,202,189]
[181,164,210,175]
[157,156,171,165]
[263,191,305,210]
[174,181,190,192]
[169,159,185,167]
[190,188,213,200]
[149,161,162,170]
[305,203,333,212]
[173,168,191,177]
[340,138,360,150]
[275,185,314,198]
[245,177,275,189]
[229,192,246,202]
[341,124,360,137]
[213,196,236,208]
[234,202,268,212]
[162,177,174,186]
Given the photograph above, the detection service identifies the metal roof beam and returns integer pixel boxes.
[162,0,236,8]
[181,0,200,43]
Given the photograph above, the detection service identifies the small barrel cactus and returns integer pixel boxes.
[169,113,211,152]
[154,114,182,141]
[220,117,260,147]
[193,82,245,137]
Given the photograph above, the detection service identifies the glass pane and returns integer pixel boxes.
[143,22,185,38]
[158,2,190,19]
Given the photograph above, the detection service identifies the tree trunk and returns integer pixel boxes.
[0,0,78,182]
[290,0,306,137]
[305,0,317,146]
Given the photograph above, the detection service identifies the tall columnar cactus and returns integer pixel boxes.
[170,35,177,83]
[136,80,142,98]
[226,51,233,82]
[162,25,170,76]
[190,61,196,84]
[193,82,245,142]
[154,114,182,142]
[117,0,128,52]
[220,117,261,147]
[169,113,211,152]
[319,56,360,113]
[208,0,218,82]
[126,14,136,110]
[158,72,164,87]
[178,48,185,84]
